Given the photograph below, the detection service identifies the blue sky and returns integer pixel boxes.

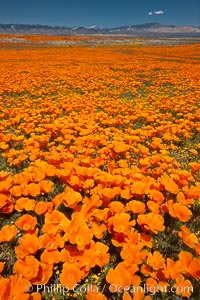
[0,0,200,27]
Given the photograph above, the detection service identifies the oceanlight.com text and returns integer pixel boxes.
[34,283,193,296]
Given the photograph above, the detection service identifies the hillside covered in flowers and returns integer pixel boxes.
[0,36,200,299]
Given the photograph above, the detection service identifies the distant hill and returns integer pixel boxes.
[0,23,200,37]
[110,23,200,34]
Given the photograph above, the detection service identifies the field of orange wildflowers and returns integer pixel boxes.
[0,36,200,300]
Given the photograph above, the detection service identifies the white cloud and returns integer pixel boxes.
[148,10,164,15]
[154,10,164,15]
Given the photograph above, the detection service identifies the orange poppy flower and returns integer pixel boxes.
[169,203,192,222]
[13,172,30,185]
[80,195,102,219]
[38,232,64,250]
[60,262,82,289]
[0,171,11,181]
[0,194,11,209]
[82,178,95,190]
[15,197,36,212]
[52,193,63,209]
[131,274,141,287]
[86,220,103,240]
[186,184,200,198]
[42,209,70,235]
[137,213,165,233]
[0,274,31,300]
[147,201,159,213]
[101,187,116,201]
[28,169,46,182]
[29,292,42,300]
[93,242,110,267]
[146,277,159,294]
[174,274,193,298]
[14,245,28,260]
[109,212,135,235]
[1,201,14,214]
[43,163,57,177]
[69,174,80,186]
[24,199,36,211]
[60,245,80,265]
[35,201,53,215]
[27,183,41,197]
[15,234,39,258]
[178,225,198,249]
[0,176,13,193]
[131,181,149,195]
[106,263,132,291]
[163,258,183,280]
[31,262,53,285]
[195,243,200,255]
[0,262,5,273]
[67,220,93,251]
[176,191,194,205]
[126,200,146,214]
[0,224,18,243]
[140,264,152,277]
[147,251,165,270]
[121,189,132,200]
[78,246,96,272]
[109,201,124,214]
[14,255,40,280]
[10,185,25,197]
[62,186,82,208]
[40,249,61,264]
[86,291,108,300]
[160,174,179,194]
[122,293,134,300]
[121,243,143,265]
[24,199,35,211]
[118,159,129,168]
[165,180,179,194]
[113,143,129,153]
[149,189,164,203]
[189,149,198,155]
[187,257,200,280]
[15,214,37,232]
[0,276,9,299]
[179,251,193,271]
[39,180,54,193]
[189,162,200,173]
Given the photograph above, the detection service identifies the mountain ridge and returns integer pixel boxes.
[0,22,200,36]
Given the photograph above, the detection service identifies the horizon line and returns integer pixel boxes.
[0,22,200,29]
